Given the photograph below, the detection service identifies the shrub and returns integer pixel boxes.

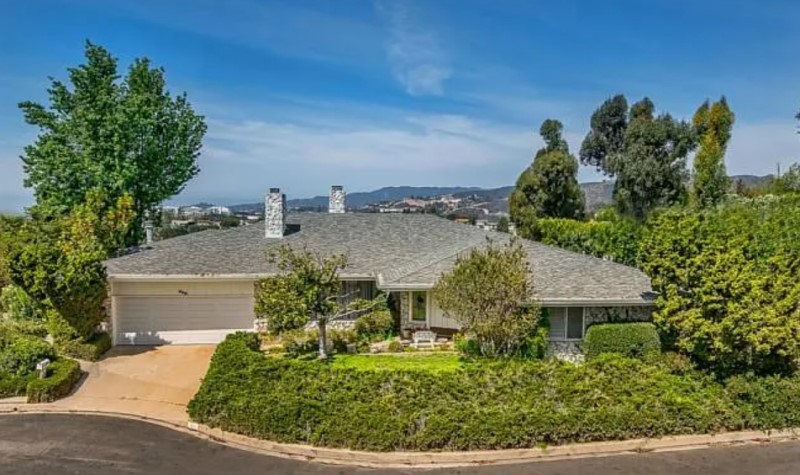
[189,333,745,452]
[0,372,35,398]
[584,322,661,360]
[386,340,404,353]
[354,310,395,341]
[0,336,56,376]
[328,328,356,354]
[281,329,319,357]
[0,284,40,321]
[639,196,800,375]
[55,332,112,361]
[454,333,481,357]
[25,358,82,403]
[0,321,48,349]
[254,275,309,334]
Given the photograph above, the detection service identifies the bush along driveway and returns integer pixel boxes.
[187,333,800,452]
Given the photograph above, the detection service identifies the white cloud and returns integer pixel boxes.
[174,111,535,203]
[378,1,451,96]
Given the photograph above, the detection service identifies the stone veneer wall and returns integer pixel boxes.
[546,305,653,363]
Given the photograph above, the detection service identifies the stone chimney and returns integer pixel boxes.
[265,188,286,238]
[329,185,345,214]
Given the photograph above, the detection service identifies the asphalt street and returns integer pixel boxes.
[1,414,799,475]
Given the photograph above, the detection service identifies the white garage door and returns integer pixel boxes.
[113,296,255,345]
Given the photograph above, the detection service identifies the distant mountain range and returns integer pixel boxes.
[229,186,481,213]
[227,175,773,214]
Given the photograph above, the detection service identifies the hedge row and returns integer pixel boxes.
[188,333,800,451]
[25,358,82,403]
[0,358,81,402]
[584,322,661,360]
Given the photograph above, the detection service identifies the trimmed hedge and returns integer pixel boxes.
[25,358,82,403]
[55,332,112,361]
[189,333,753,451]
[584,322,661,360]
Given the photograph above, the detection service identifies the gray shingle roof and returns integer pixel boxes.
[105,213,653,304]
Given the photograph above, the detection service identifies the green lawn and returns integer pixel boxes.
[330,353,462,372]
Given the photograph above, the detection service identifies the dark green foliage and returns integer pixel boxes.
[580,95,628,174]
[19,41,206,246]
[55,332,112,361]
[724,375,800,430]
[510,119,585,235]
[190,333,753,451]
[533,213,642,266]
[639,196,800,375]
[584,323,661,360]
[354,310,395,342]
[581,96,696,220]
[0,336,56,376]
[25,358,82,403]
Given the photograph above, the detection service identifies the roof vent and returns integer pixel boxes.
[329,185,345,214]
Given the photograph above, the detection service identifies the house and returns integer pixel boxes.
[104,186,654,358]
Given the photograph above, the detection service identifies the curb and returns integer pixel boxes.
[2,405,799,468]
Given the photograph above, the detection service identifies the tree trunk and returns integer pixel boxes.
[317,318,328,360]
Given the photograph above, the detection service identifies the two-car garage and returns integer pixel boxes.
[110,279,256,345]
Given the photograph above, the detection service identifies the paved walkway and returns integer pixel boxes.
[2,414,800,475]
[49,345,214,424]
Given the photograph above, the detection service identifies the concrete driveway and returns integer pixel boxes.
[53,345,214,424]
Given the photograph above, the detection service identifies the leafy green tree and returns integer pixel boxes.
[0,216,24,290]
[692,98,735,206]
[256,245,382,359]
[19,41,206,247]
[9,190,135,342]
[582,96,695,220]
[509,119,585,237]
[639,196,800,375]
[433,239,544,358]
[580,94,628,174]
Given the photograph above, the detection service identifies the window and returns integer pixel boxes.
[547,307,584,340]
[411,292,427,322]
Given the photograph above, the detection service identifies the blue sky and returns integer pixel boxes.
[1,0,799,210]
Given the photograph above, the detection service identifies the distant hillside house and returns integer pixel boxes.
[105,186,654,359]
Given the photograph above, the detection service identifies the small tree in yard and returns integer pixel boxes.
[255,245,382,359]
[433,239,543,358]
